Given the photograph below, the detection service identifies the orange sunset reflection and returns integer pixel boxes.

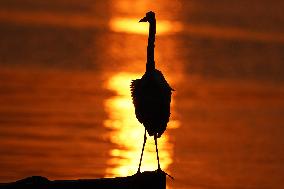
[104,72,179,177]
[109,17,183,35]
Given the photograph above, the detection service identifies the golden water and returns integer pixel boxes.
[0,1,284,188]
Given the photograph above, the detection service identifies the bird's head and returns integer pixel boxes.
[139,11,155,23]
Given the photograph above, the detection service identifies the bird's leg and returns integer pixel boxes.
[138,129,147,173]
[154,133,161,170]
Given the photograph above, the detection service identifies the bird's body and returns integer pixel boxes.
[131,11,173,172]
[131,69,173,138]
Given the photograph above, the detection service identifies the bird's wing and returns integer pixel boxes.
[130,79,142,119]
[154,70,174,91]
[130,79,144,123]
[153,71,173,137]
[130,79,140,106]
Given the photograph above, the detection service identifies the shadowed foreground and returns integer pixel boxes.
[0,171,166,189]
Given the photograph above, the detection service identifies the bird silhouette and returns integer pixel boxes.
[130,11,174,173]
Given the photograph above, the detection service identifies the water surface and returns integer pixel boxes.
[0,1,284,188]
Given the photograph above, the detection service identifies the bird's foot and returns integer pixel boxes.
[156,168,174,180]
[136,168,142,175]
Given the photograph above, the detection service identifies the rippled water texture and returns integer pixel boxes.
[0,1,284,188]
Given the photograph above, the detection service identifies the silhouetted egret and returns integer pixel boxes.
[130,11,174,173]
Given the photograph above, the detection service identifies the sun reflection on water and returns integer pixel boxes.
[104,72,178,177]
[109,17,183,35]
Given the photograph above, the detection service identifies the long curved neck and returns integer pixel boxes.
[146,19,156,72]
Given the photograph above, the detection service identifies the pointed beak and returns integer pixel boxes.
[139,16,147,22]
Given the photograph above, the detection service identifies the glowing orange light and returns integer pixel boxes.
[104,72,178,177]
[109,17,183,35]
